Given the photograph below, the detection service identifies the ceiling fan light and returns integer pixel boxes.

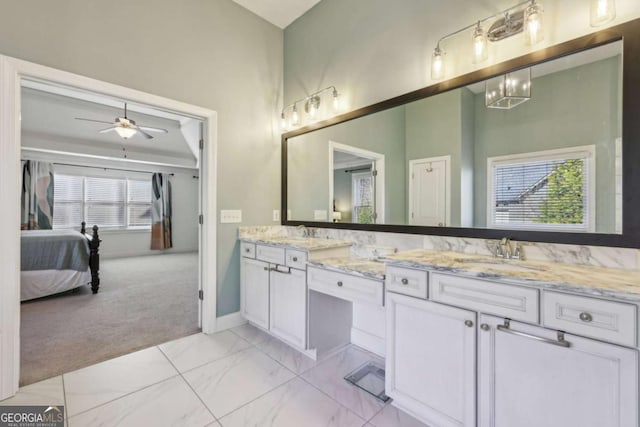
[115,126,137,139]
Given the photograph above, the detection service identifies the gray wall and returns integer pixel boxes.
[472,57,621,232]
[0,0,283,317]
[288,106,406,224]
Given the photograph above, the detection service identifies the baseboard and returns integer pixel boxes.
[215,311,247,332]
[351,327,386,357]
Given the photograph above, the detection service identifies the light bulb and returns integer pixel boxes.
[524,1,544,46]
[280,112,287,130]
[291,105,299,126]
[591,0,615,26]
[472,23,488,64]
[332,89,340,111]
[431,46,445,80]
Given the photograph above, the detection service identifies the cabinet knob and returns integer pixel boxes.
[245,248,250,253]
[263,266,268,271]
[480,323,490,331]
[401,278,409,285]
[464,320,474,328]
[579,312,593,322]
[292,257,298,262]
[337,281,343,287]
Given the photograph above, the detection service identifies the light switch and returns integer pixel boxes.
[272,210,280,221]
[220,210,242,223]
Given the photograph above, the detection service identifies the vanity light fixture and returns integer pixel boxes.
[472,22,489,64]
[291,104,300,127]
[281,86,341,130]
[591,0,616,27]
[485,67,531,109]
[429,0,544,81]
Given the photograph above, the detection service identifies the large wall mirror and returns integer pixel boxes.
[282,20,640,248]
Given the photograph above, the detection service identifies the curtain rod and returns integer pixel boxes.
[22,160,175,176]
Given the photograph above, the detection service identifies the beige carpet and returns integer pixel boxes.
[20,252,200,386]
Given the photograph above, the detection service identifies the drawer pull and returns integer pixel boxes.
[464,320,474,328]
[292,256,298,262]
[480,323,490,331]
[245,248,251,253]
[579,312,593,322]
[401,278,409,285]
[497,319,570,348]
[270,266,292,274]
[263,266,268,271]
[337,281,343,287]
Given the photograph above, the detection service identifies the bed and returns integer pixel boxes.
[20,222,100,301]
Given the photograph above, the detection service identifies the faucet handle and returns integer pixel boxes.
[513,243,525,260]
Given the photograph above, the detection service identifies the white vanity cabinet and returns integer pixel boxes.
[240,240,351,353]
[269,265,306,349]
[478,314,639,427]
[240,257,270,330]
[386,292,477,427]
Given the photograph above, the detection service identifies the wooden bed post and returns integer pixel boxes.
[89,225,100,294]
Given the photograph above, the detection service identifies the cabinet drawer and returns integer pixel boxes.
[240,242,256,258]
[386,266,428,299]
[307,266,384,306]
[543,291,637,347]
[286,249,307,270]
[256,245,285,265]
[430,273,539,323]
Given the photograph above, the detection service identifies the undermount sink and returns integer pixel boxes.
[453,258,545,273]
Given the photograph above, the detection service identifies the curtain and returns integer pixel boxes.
[21,160,55,230]
[151,173,173,250]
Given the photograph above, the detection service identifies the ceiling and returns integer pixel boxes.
[21,87,200,169]
[232,0,321,29]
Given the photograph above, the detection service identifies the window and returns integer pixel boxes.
[352,172,374,224]
[53,174,152,230]
[487,146,595,232]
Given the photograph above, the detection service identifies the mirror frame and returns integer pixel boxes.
[282,19,640,248]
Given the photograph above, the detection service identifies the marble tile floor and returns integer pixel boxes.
[1,324,428,427]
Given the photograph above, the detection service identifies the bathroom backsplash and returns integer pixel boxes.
[238,226,639,270]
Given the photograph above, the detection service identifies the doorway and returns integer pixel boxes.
[329,141,385,224]
[0,54,217,399]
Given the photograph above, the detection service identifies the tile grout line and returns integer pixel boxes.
[157,345,220,424]
[63,348,183,421]
[61,375,69,424]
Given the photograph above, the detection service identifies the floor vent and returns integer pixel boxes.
[344,361,390,402]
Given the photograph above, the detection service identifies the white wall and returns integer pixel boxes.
[0,0,283,316]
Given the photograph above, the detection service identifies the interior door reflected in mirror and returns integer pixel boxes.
[286,40,622,234]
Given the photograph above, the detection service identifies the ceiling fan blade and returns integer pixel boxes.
[138,125,168,134]
[135,127,154,139]
[98,127,117,133]
[75,118,114,125]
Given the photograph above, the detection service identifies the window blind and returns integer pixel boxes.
[491,156,589,230]
[53,174,152,229]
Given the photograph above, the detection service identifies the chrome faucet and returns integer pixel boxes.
[496,237,512,259]
[495,238,525,260]
[297,224,309,238]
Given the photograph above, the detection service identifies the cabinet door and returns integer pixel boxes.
[240,258,270,330]
[386,292,476,427]
[269,267,307,350]
[478,314,639,427]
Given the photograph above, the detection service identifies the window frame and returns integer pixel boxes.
[53,171,153,231]
[486,145,596,233]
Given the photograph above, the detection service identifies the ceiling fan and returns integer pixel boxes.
[75,103,168,140]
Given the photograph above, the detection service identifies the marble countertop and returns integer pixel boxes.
[383,249,640,302]
[306,257,386,280]
[240,235,352,251]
